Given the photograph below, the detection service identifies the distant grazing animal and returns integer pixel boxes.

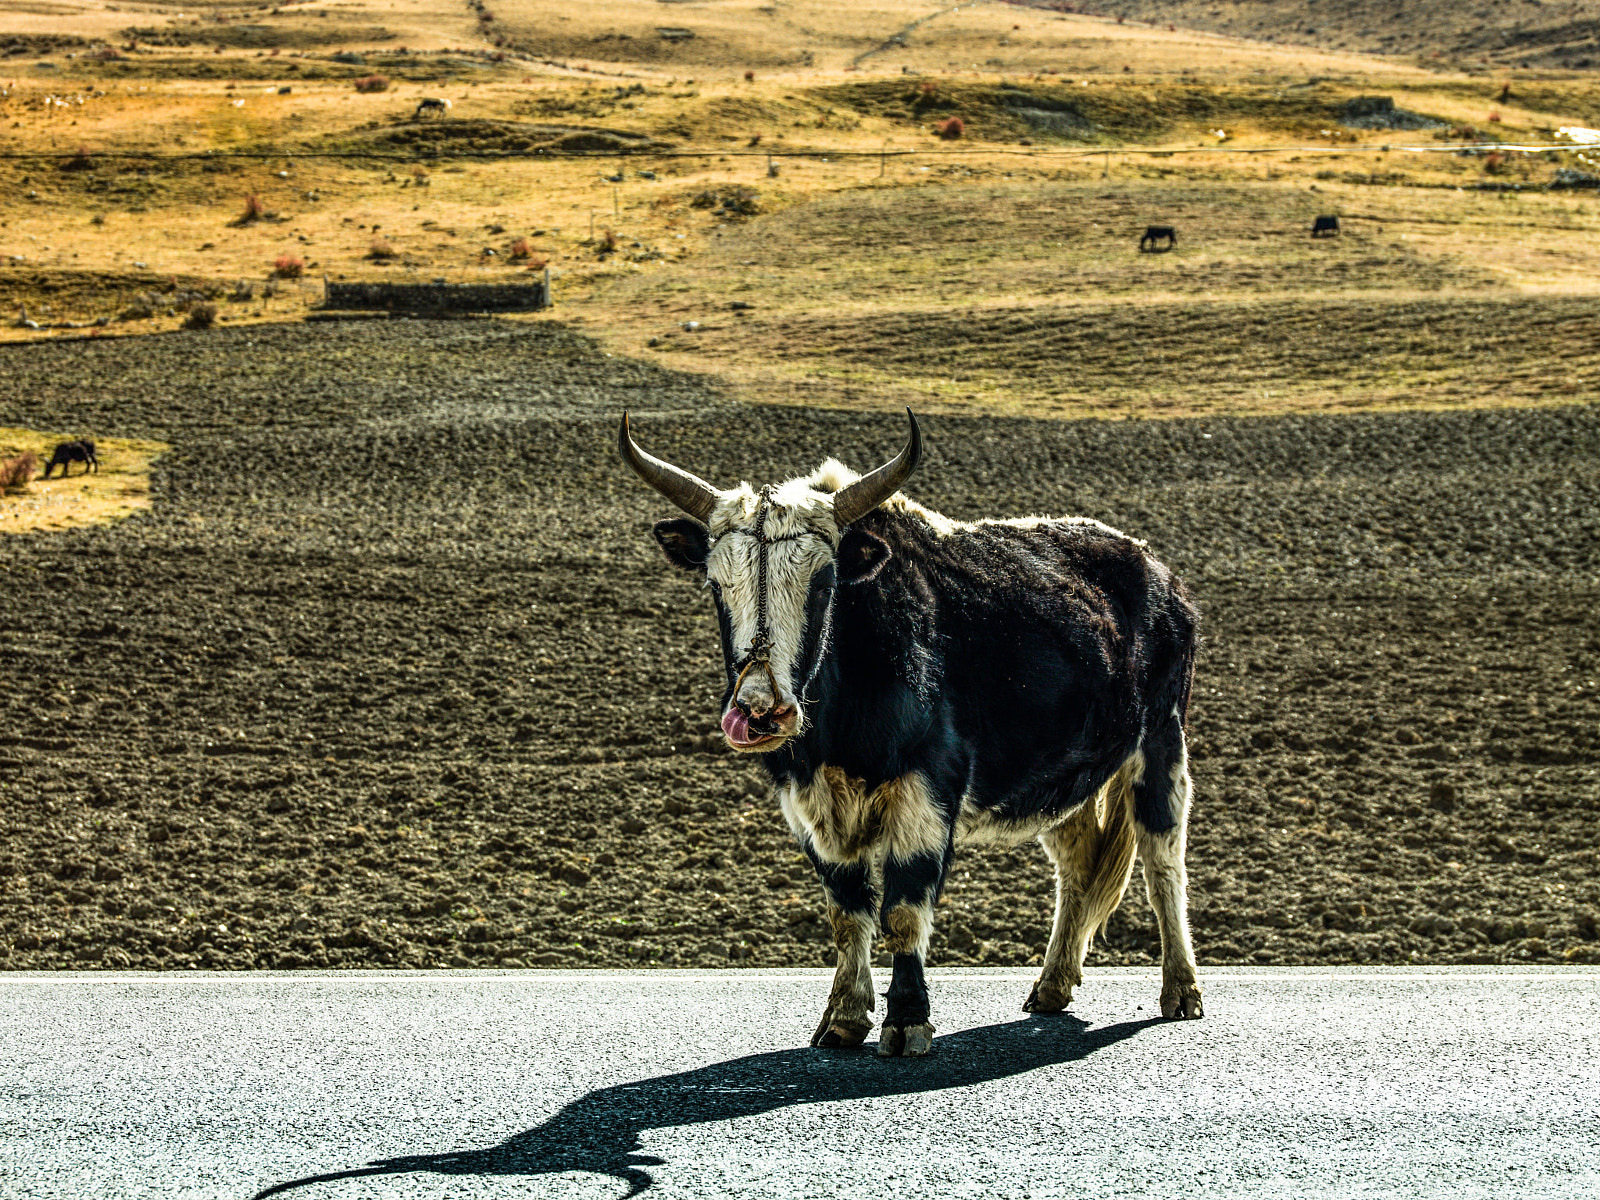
[42,438,97,479]
[621,409,1204,1058]
[1311,215,1341,238]
[1139,224,1177,251]
[414,97,452,119]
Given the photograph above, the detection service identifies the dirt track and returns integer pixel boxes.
[1,319,1597,972]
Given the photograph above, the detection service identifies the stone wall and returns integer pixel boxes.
[322,277,549,312]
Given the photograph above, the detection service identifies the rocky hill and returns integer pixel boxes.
[1021,1,1600,71]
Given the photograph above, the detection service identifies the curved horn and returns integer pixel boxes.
[832,408,923,528]
[618,412,721,524]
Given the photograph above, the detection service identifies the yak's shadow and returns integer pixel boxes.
[254,1013,1155,1198]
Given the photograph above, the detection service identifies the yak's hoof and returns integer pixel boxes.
[1022,980,1072,1013]
[1161,984,1204,1020]
[811,1010,872,1049]
[876,1022,935,1058]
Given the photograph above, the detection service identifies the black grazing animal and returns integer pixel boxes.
[1311,215,1341,238]
[42,438,98,479]
[620,410,1204,1058]
[1139,224,1177,251]
[413,97,452,119]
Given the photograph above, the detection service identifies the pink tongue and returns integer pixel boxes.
[721,709,763,745]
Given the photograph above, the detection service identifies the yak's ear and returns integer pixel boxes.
[837,528,891,584]
[653,518,711,574]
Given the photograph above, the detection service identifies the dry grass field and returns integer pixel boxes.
[1,1,1597,420]
[1,2,1598,976]
[0,426,164,533]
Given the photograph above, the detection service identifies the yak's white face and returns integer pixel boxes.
[640,447,900,753]
[704,480,842,751]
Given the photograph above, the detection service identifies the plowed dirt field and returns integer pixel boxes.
[1,320,1596,972]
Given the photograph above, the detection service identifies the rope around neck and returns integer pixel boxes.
[728,486,807,714]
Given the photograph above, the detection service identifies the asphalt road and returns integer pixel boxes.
[2,968,1597,1199]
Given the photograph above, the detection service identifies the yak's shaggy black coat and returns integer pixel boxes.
[769,506,1198,838]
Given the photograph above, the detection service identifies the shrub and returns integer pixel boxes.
[366,239,397,260]
[1487,110,1502,124]
[273,254,304,279]
[691,186,760,216]
[920,81,937,98]
[239,193,265,223]
[410,165,430,185]
[599,227,618,254]
[353,75,390,94]
[0,452,38,492]
[184,301,218,329]
[936,116,964,140]
[1484,151,1508,175]
[509,237,532,259]
[744,70,754,82]
[62,144,93,171]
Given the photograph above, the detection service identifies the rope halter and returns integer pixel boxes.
[724,486,813,718]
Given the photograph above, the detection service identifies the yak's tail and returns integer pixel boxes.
[1080,753,1141,942]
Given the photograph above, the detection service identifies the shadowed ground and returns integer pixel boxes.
[254,1014,1149,1197]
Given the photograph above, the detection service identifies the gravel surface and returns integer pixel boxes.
[0,319,1596,973]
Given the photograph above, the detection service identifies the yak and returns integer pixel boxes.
[1139,225,1177,251]
[620,410,1203,1057]
[42,438,98,479]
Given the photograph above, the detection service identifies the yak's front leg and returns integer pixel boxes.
[875,774,953,1058]
[810,858,877,1049]
[876,854,943,1057]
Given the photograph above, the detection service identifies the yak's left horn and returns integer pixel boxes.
[618,412,721,523]
[832,408,923,528]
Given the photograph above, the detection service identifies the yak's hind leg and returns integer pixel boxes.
[810,859,876,1048]
[1025,761,1138,1013]
[1134,719,1203,1020]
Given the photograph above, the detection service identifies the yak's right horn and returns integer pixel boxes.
[618,413,721,523]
